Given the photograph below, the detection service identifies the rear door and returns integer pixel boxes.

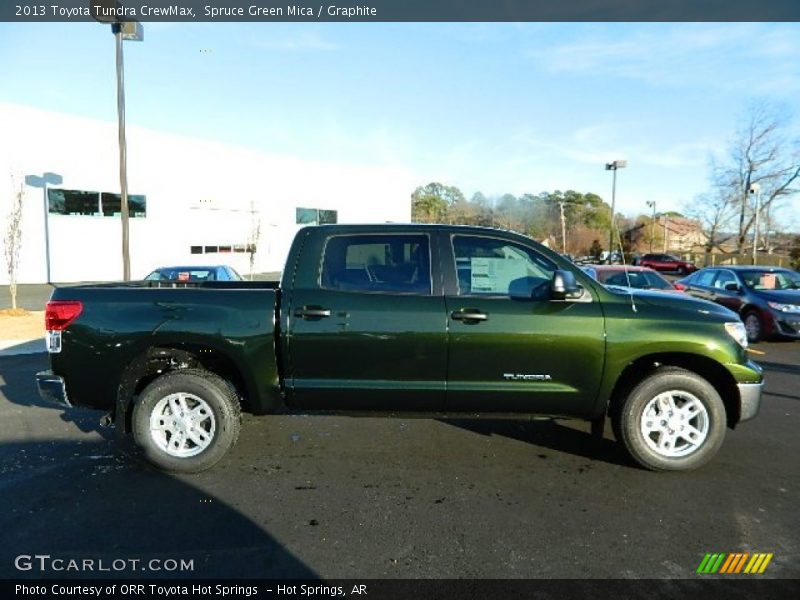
[443,233,606,417]
[684,269,718,302]
[709,269,745,312]
[285,230,447,411]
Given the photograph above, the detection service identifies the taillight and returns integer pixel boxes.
[45,301,83,331]
[673,283,687,291]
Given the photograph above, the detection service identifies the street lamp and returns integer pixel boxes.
[24,171,63,284]
[605,160,627,257]
[749,183,761,265]
[91,2,143,280]
[646,200,656,253]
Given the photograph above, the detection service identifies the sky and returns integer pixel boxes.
[1,21,800,225]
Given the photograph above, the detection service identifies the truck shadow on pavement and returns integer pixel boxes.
[0,354,317,579]
[0,438,318,579]
[440,417,634,468]
[0,352,108,436]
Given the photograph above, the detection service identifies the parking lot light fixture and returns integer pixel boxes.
[91,2,143,280]
[605,160,627,258]
[646,200,656,253]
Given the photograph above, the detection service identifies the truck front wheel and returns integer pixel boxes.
[132,369,241,473]
[614,368,727,471]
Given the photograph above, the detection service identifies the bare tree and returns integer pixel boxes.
[684,184,737,259]
[717,104,800,253]
[4,174,25,310]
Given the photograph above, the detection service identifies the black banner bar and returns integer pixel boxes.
[4,0,800,23]
[5,579,800,600]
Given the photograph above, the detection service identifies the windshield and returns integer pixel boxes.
[600,270,673,290]
[739,270,800,291]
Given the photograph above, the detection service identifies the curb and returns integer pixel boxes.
[0,338,46,357]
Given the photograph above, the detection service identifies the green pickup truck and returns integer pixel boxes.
[37,224,763,473]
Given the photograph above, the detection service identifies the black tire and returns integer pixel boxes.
[613,367,727,471]
[132,369,241,473]
[677,266,686,276]
[743,311,763,344]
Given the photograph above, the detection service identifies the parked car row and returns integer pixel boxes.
[676,266,800,342]
[582,262,800,343]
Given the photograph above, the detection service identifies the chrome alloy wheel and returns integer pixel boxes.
[149,393,216,458]
[640,390,709,458]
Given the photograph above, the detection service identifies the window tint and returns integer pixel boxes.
[297,207,338,225]
[452,235,556,299]
[694,270,716,287]
[47,189,146,217]
[321,234,431,295]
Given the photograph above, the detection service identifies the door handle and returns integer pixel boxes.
[450,309,489,322]
[294,306,331,319]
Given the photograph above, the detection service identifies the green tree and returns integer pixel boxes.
[410,182,465,223]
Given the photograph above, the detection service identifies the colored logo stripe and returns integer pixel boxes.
[697,552,773,574]
[697,553,726,573]
[744,553,774,574]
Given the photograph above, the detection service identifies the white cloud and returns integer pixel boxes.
[528,24,800,93]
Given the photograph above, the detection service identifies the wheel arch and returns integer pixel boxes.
[116,343,264,435]
[606,353,740,429]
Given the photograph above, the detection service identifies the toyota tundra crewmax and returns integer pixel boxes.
[36,224,763,473]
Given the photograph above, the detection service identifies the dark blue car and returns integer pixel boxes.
[676,266,800,342]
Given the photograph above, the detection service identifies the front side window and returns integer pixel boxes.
[321,234,431,295]
[452,235,556,299]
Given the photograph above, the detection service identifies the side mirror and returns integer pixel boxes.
[551,270,582,301]
[724,282,741,292]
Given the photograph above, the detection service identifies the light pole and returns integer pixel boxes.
[646,200,656,253]
[750,183,761,265]
[24,172,63,284]
[605,160,627,256]
[558,201,567,254]
[92,4,143,280]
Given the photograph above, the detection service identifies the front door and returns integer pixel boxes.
[444,234,606,417]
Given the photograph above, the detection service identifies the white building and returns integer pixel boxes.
[0,103,414,284]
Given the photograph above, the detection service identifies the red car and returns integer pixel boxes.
[581,265,684,293]
[638,253,697,275]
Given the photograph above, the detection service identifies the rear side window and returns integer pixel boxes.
[694,270,716,287]
[320,234,432,295]
[452,235,556,299]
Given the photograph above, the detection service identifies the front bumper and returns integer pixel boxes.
[737,382,763,422]
[36,371,71,408]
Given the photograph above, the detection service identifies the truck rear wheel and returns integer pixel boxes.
[132,369,241,473]
[614,367,726,471]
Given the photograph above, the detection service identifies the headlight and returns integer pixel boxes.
[767,301,800,313]
[724,321,748,348]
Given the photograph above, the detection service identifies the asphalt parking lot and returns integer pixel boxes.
[0,340,798,580]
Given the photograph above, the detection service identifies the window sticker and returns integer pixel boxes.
[470,257,529,293]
